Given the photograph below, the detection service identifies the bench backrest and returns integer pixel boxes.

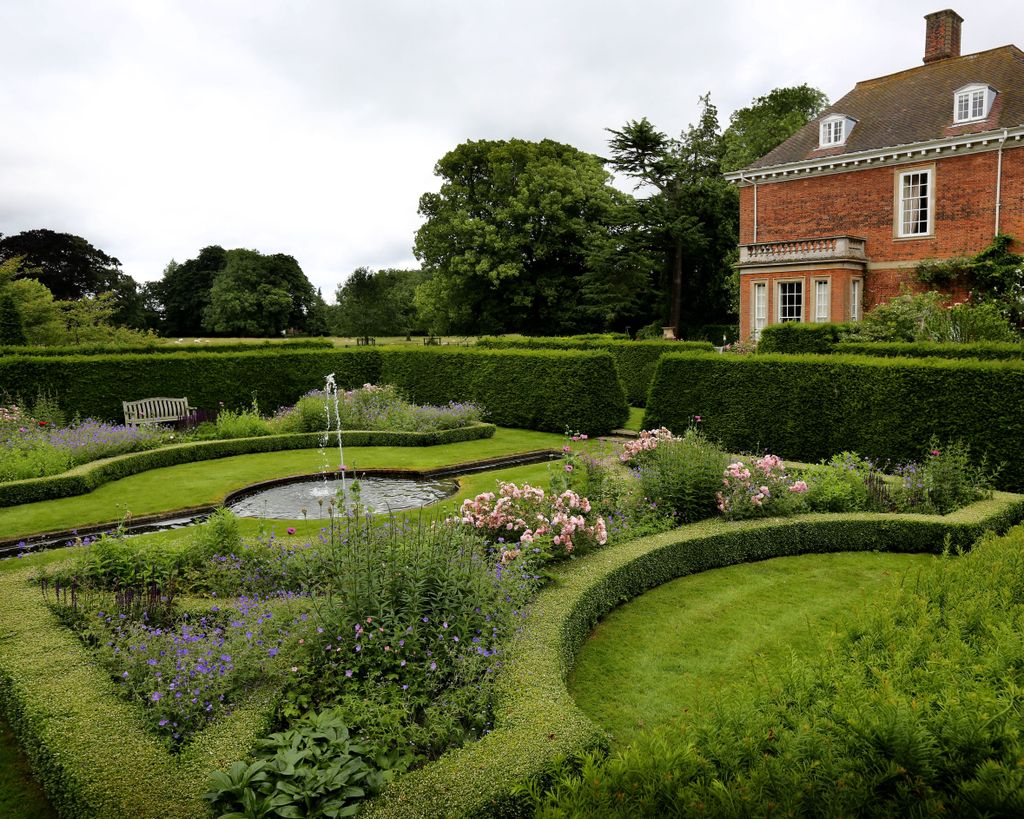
[123,397,191,425]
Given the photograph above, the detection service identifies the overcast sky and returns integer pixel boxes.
[1,0,1018,301]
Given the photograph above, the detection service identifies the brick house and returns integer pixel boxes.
[726,10,1024,341]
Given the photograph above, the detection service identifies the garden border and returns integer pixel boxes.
[360,492,1024,817]
[4,495,1021,817]
[0,423,497,511]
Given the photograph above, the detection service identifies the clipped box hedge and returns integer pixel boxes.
[643,351,1024,492]
[0,424,496,509]
[379,347,628,433]
[836,340,1024,360]
[476,337,714,406]
[360,493,1024,817]
[0,570,276,819]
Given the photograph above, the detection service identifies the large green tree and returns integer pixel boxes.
[721,84,829,172]
[331,267,427,337]
[201,249,323,336]
[155,246,228,336]
[413,138,630,335]
[607,96,738,334]
[0,228,123,300]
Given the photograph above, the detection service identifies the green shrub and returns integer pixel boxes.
[756,322,850,354]
[803,452,878,513]
[380,347,628,433]
[644,351,1024,492]
[633,429,727,524]
[476,337,714,406]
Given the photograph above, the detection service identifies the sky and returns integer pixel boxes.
[1,0,1019,302]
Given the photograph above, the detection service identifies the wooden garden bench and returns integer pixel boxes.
[122,397,193,426]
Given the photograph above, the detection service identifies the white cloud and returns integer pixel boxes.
[1,0,1019,301]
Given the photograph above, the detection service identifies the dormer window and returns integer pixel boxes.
[818,114,856,148]
[953,83,996,123]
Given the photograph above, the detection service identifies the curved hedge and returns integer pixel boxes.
[644,351,1024,492]
[0,338,334,357]
[0,571,276,819]
[360,493,1024,817]
[476,337,714,406]
[836,340,1024,360]
[379,347,628,432]
[0,424,497,509]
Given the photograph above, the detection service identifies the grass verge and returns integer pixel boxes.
[569,550,934,746]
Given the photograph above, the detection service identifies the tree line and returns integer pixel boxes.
[0,85,827,342]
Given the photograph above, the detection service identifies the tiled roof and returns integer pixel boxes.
[747,45,1024,170]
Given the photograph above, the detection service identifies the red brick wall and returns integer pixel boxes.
[740,145,1024,256]
[737,143,1024,340]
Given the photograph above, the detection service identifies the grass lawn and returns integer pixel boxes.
[569,550,935,747]
[0,717,55,819]
[624,406,644,431]
[0,428,564,539]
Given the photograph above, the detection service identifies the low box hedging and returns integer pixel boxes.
[757,322,852,354]
[475,337,714,406]
[360,493,1024,818]
[0,424,497,509]
[644,351,1024,492]
[836,340,1024,360]
[0,570,276,818]
[379,347,628,432]
[0,338,334,357]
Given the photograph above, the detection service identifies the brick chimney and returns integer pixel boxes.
[923,9,963,63]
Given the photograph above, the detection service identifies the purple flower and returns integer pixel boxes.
[151,691,162,701]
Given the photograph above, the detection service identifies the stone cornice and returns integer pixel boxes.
[725,125,1024,186]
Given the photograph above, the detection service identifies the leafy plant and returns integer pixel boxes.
[206,708,394,818]
[631,427,727,524]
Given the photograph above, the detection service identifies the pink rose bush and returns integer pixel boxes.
[454,481,607,562]
[619,427,676,462]
[716,454,808,519]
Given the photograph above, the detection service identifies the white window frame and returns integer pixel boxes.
[751,281,768,340]
[818,114,855,148]
[813,278,831,323]
[777,279,803,323]
[896,166,934,238]
[850,278,862,321]
[953,83,995,124]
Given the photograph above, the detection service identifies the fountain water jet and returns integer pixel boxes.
[322,373,347,499]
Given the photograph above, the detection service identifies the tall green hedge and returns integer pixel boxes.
[0,347,627,434]
[476,337,714,406]
[380,347,628,433]
[836,340,1024,360]
[756,322,851,354]
[644,351,1024,492]
[0,349,382,420]
[0,338,333,357]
